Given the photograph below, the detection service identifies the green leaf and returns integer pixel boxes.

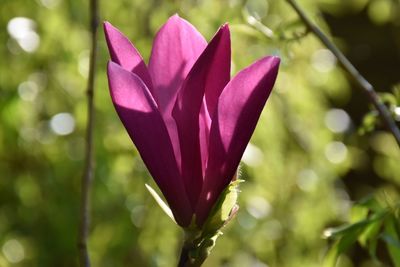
[383,215,400,267]
[356,195,383,212]
[324,219,374,239]
[323,211,386,239]
[358,110,379,135]
[381,233,400,249]
[379,92,397,109]
[323,211,387,266]
[145,183,176,224]
[359,220,382,260]
[350,205,369,223]
[323,230,360,267]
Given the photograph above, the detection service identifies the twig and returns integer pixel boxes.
[178,241,192,267]
[78,0,99,266]
[285,0,400,147]
[177,230,208,267]
[177,241,205,267]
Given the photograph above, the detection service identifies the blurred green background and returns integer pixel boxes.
[1,0,400,266]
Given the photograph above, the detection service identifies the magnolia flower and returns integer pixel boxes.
[104,15,279,228]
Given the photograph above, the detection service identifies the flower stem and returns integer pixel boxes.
[177,241,207,267]
[78,0,99,266]
[178,241,193,267]
[285,0,400,148]
[177,230,208,267]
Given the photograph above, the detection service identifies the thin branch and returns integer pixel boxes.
[177,241,205,267]
[285,0,400,147]
[78,0,99,266]
[178,242,191,267]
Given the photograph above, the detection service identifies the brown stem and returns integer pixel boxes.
[177,241,204,267]
[78,0,99,266]
[178,242,192,267]
[177,231,207,267]
[285,0,400,148]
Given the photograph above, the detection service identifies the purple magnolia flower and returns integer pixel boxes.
[104,15,280,227]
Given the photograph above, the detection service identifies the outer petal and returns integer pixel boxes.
[200,24,230,177]
[195,56,280,225]
[203,24,231,117]
[104,22,153,90]
[148,14,207,114]
[172,25,231,209]
[148,14,207,185]
[107,61,192,226]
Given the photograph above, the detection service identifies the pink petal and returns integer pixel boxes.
[148,14,207,114]
[104,22,153,90]
[148,14,207,183]
[195,56,280,225]
[172,25,231,209]
[203,24,231,117]
[107,61,192,226]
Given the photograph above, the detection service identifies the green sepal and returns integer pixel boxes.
[145,183,177,224]
[201,179,243,237]
[179,179,243,266]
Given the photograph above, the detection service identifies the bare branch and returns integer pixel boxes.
[285,0,400,147]
[78,0,99,266]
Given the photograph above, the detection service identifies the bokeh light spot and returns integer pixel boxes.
[246,196,272,219]
[18,81,39,101]
[50,113,75,136]
[7,17,40,53]
[324,109,351,133]
[325,141,348,164]
[78,50,90,78]
[242,143,264,167]
[2,239,25,263]
[311,49,337,73]
[297,169,319,192]
[37,0,61,9]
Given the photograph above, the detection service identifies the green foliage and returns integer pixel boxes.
[323,193,400,267]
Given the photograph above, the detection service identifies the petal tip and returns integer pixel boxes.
[214,23,230,42]
[103,21,115,33]
[167,13,185,24]
[271,55,281,63]
[270,56,281,69]
[107,60,119,74]
[258,55,281,69]
[220,23,230,33]
[271,56,281,67]
[221,23,229,28]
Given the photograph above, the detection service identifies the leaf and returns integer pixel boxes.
[381,233,400,249]
[323,230,360,267]
[145,183,176,224]
[324,219,374,239]
[358,111,379,135]
[323,211,387,266]
[324,210,386,239]
[356,195,383,212]
[383,215,400,267]
[379,92,397,109]
[350,205,369,223]
[359,220,382,260]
